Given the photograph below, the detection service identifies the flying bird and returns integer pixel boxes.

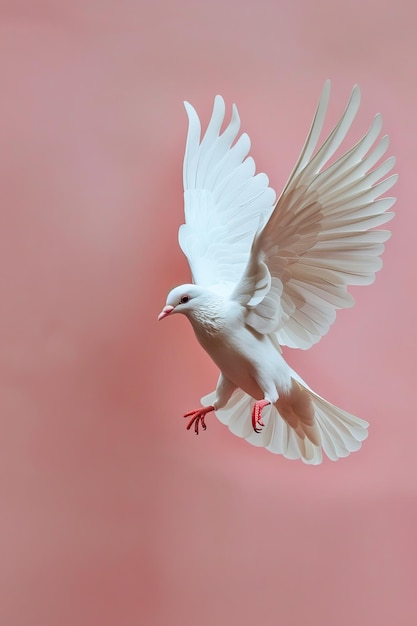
[158,81,396,464]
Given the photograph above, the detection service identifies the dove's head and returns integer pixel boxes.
[158,284,215,321]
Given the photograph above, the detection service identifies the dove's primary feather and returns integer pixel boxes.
[179,96,276,294]
[163,82,396,464]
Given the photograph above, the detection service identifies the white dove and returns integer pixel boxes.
[158,81,396,464]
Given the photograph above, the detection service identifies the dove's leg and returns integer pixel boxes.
[184,405,214,434]
[252,399,271,433]
[251,378,279,433]
[184,373,236,435]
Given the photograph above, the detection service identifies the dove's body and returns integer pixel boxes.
[163,283,324,454]
[187,290,291,403]
[159,82,397,464]
[189,294,321,445]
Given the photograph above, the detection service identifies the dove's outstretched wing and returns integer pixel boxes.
[179,96,276,294]
[232,81,397,349]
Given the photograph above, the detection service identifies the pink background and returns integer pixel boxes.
[0,1,416,625]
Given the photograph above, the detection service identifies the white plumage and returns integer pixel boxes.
[158,81,397,464]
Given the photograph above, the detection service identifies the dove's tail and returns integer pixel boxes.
[202,371,368,465]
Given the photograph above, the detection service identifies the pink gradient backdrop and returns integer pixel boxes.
[0,1,415,625]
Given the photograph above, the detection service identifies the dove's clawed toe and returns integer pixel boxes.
[251,399,271,433]
[184,405,215,434]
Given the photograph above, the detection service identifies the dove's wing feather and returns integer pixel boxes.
[232,82,397,349]
[179,96,276,293]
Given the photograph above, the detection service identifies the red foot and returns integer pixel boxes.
[252,399,271,433]
[184,405,215,435]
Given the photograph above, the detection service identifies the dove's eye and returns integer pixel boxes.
[180,295,190,304]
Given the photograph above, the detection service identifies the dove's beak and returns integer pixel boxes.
[158,305,175,321]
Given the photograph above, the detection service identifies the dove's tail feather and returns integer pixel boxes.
[201,375,368,465]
